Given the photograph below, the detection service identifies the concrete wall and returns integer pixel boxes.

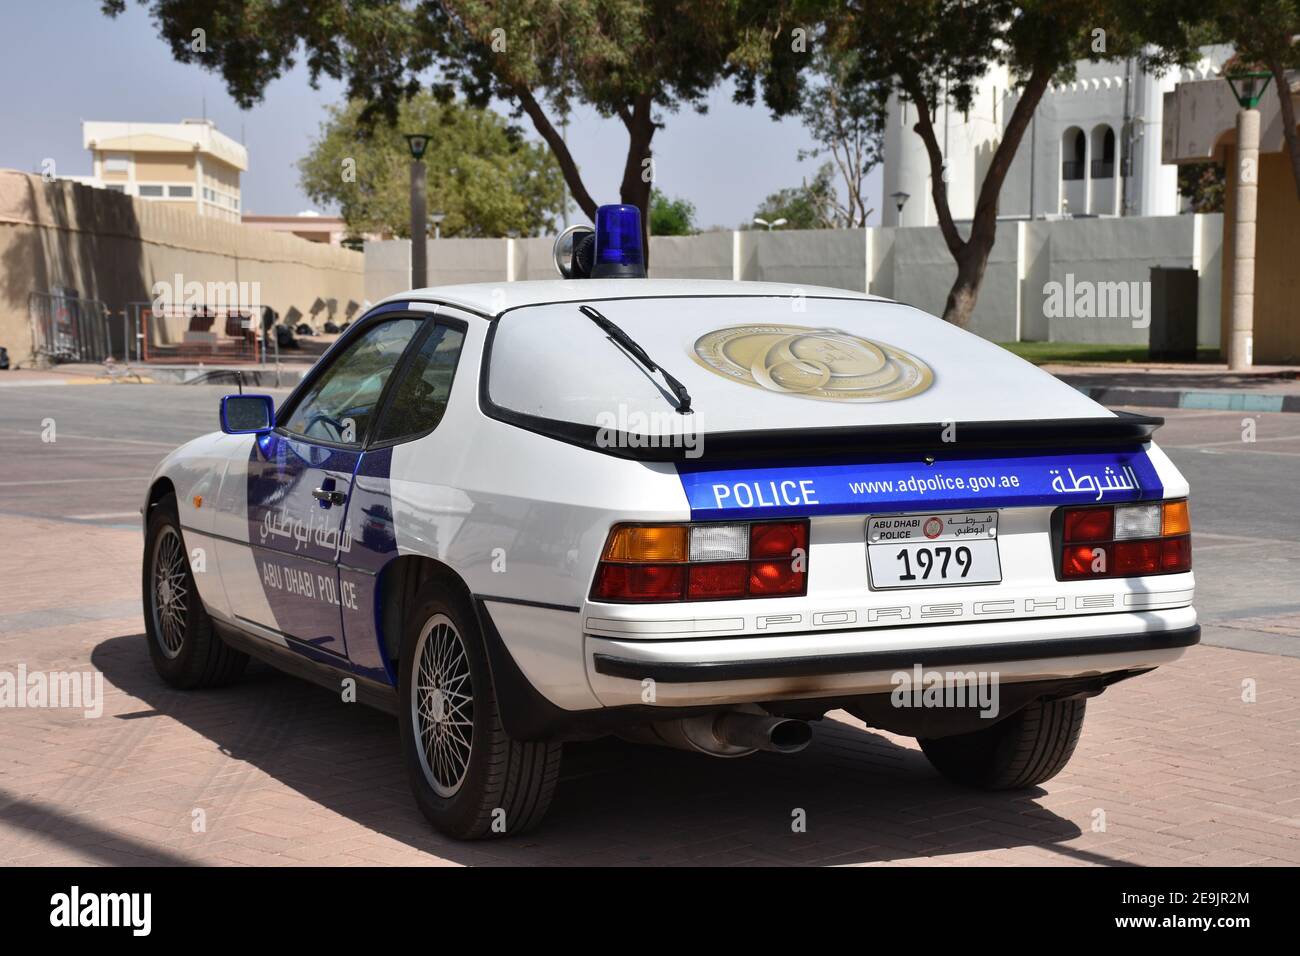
[0,170,364,366]
[363,213,1223,347]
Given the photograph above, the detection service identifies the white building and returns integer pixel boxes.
[69,119,248,222]
[882,47,1233,226]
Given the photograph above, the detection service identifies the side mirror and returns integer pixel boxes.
[220,394,275,434]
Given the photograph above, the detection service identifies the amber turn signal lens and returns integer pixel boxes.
[1162,500,1190,536]
[601,524,688,563]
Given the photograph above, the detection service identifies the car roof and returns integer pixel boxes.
[378,278,885,317]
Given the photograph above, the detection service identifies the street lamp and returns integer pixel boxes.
[891,190,910,221]
[752,217,787,231]
[404,133,433,287]
[430,212,445,241]
[1222,70,1274,370]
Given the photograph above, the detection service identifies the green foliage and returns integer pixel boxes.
[297,94,563,238]
[751,163,838,230]
[1178,162,1226,213]
[649,189,697,236]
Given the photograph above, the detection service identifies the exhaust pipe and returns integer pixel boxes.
[714,711,812,755]
[621,710,813,757]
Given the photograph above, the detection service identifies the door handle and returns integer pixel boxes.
[312,487,346,505]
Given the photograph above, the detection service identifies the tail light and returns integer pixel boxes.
[591,521,809,602]
[1058,499,1191,580]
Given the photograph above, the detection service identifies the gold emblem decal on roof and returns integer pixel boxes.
[692,325,934,402]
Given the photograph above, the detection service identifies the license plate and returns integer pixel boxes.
[866,511,1002,590]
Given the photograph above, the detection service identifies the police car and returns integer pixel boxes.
[142,205,1196,839]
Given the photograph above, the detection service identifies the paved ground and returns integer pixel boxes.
[0,385,1297,865]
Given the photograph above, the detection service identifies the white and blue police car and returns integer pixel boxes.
[142,206,1196,839]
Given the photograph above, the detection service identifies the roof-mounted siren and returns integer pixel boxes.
[552,203,646,279]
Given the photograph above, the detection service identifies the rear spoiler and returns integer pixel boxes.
[487,408,1164,463]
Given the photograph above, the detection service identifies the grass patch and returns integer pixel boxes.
[997,342,1221,366]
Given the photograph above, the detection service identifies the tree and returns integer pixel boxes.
[800,0,1205,327]
[104,1,794,258]
[649,189,697,236]
[1211,5,1300,200]
[751,163,838,229]
[298,93,563,238]
[797,47,887,226]
[1178,161,1227,212]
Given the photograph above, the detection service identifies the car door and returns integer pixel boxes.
[335,317,468,683]
[240,315,424,660]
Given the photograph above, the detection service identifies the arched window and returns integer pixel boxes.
[1091,125,1115,179]
[1062,128,1086,181]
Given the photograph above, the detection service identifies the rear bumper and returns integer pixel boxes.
[584,606,1197,707]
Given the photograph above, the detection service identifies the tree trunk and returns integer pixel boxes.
[514,85,598,220]
[617,94,657,266]
[902,67,1052,327]
[1267,59,1300,201]
[944,243,991,329]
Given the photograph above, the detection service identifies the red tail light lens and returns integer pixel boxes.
[1161,536,1192,572]
[1063,507,1112,543]
[592,564,685,601]
[593,520,809,602]
[1062,543,1110,578]
[1114,540,1161,575]
[1057,501,1191,579]
[687,561,748,600]
[749,560,806,596]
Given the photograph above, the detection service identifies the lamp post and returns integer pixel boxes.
[890,190,910,223]
[404,133,432,288]
[752,217,787,231]
[1224,71,1273,371]
[430,212,445,241]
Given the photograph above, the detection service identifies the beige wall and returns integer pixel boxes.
[0,170,364,366]
[1220,149,1300,363]
[133,153,196,181]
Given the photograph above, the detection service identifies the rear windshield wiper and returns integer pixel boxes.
[579,305,693,414]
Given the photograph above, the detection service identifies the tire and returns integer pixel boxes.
[918,697,1086,790]
[398,585,562,840]
[142,493,248,689]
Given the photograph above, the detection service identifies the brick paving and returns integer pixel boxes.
[1,512,1298,866]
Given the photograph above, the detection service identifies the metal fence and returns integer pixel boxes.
[132,302,262,364]
[28,291,113,365]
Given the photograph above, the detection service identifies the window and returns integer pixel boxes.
[103,184,125,193]
[138,184,164,197]
[103,154,129,173]
[373,324,466,444]
[281,318,422,445]
[168,185,194,198]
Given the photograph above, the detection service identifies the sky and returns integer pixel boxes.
[0,1,882,230]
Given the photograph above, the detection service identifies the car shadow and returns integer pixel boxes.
[91,633,1118,866]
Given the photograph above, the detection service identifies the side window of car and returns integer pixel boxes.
[281,318,422,445]
[372,323,466,444]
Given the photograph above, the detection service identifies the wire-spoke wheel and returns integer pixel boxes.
[398,586,562,840]
[142,492,247,689]
[412,614,475,798]
[151,526,190,659]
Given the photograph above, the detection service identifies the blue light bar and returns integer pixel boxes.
[591,204,646,278]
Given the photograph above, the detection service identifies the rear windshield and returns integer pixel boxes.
[485,294,1103,439]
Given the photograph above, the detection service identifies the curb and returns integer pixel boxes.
[1072,385,1300,414]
